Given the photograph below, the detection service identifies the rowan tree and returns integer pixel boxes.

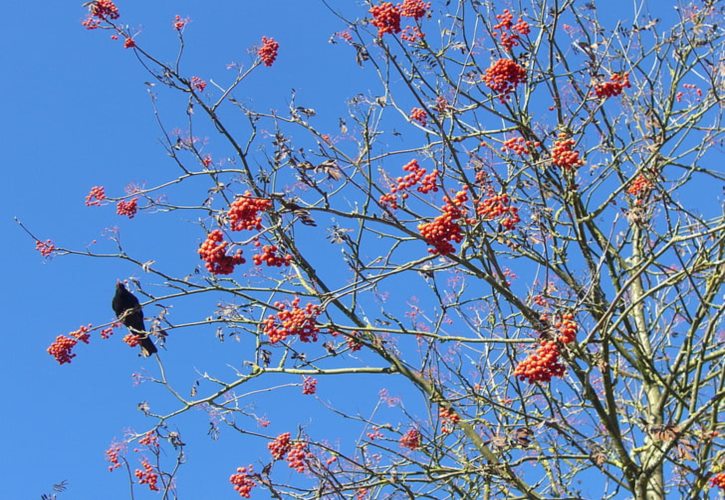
[27,0,724,498]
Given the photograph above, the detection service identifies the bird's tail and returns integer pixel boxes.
[140,337,158,357]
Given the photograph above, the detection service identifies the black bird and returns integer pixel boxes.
[112,281,157,357]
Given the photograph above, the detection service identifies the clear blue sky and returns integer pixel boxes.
[2,1,693,499]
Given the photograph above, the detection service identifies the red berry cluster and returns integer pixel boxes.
[501,136,540,155]
[286,441,310,473]
[483,58,527,102]
[627,174,653,201]
[418,188,471,255]
[418,170,439,194]
[47,325,91,365]
[85,186,106,206]
[202,155,213,167]
[71,324,92,344]
[267,432,292,460]
[551,133,584,171]
[370,2,402,37]
[191,76,207,92]
[263,297,321,343]
[410,107,427,126]
[138,431,159,448]
[399,0,430,19]
[476,191,520,231]
[173,15,189,31]
[493,9,530,51]
[401,25,425,42]
[90,0,120,20]
[434,95,449,113]
[380,159,438,209]
[258,37,279,67]
[439,406,460,434]
[711,472,725,490]
[230,466,257,498]
[123,333,140,348]
[134,459,159,491]
[100,323,118,339]
[554,312,578,344]
[252,244,292,267]
[676,83,703,102]
[105,443,123,472]
[116,198,138,218]
[198,229,245,275]
[347,331,363,352]
[399,428,421,450]
[228,192,272,231]
[36,239,56,258]
[594,72,630,99]
[302,376,317,395]
[123,37,136,49]
[268,432,292,460]
[514,340,565,383]
[48,335,78,364]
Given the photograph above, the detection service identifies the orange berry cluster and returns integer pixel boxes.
[252,244,292,267]
[380,159,438,209]
[483,58,527,102]
[476,191,520,231]
[410,107,427,126]
[710,472,725,490]
[36,239,56,258]
[399,0,430,20]
[626,174,653,200]
[302,376,317,395]
[554,312,578,344]
[401,25,425,42]
[85,186,106,206]
[258,37,279,67]
[501,136,540,155]
[123,333,140,348]
[399,428,421,450]
[594,72,630,99]
[551,133,584,171]
[198,229,245,275]
[117,198,138,218]
[138,431,158,448]
[263,297,321,344]
[105,443,123,472]
[47,324,92,365]
[47,335,79,365]
[439,406,460,434]
[493,9,530,51]
[90,0,119,19]
[418,188,470,255]
[230,466,257,498]
[134,458,159,491]
[513,340,565,383]
[70,324,92,344]
[268,432,292,460]
[228,192,272,231]
[286,441,310,473]
[370,2,402,37]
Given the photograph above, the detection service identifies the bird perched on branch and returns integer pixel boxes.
[112,281,157,356]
